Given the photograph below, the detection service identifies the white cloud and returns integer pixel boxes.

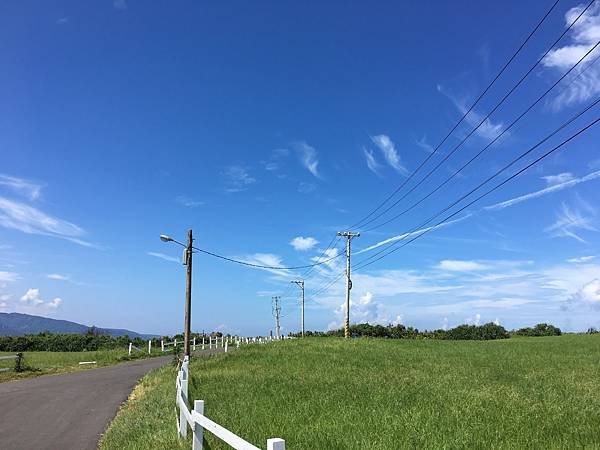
[0,175,43,200]
[485,170,600,211]
[0,196,96,247]
[20,288,44,306]
[292,141,320,178]
[147,252,180,264]
[371,135,409,175]
[237,253,291,277]
[290,236,318,251]
[47,274,69,281]
[224,166,256,192]
[544,201,597,243]
[416,136,434,153]
[542,3,600,110]
[175,195,204,208]
[437,260,490,272]
[567,255,596,263]
[437,85,505,141]
[298,182,316,194]
[363,148,383,176]
[356,215,470,255]
[542,172,575,186]
[56,17,69,25]
[567,279,600,309]
[0,271,19,283]
[19,288,63,310]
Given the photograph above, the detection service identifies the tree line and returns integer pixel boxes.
[292,322,565,340]
[0,329,227,353]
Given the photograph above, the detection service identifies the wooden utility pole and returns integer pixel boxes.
[291,280,305,337]
[337,231,360,338]
[183,229,193,357]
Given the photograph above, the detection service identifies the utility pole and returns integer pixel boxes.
[272,296,282,339]
[183,229,193,358]
[291,280,305,337]
[337,231,360,339]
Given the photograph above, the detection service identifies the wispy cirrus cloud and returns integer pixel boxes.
[544,200,597,243]
[363,148,383,176]
[436,260,490,272]
[0,175,44,201]
[371,135,409,175]
[175,195,204,208]
[437,84,505,141]
[147,252,180,264]
[0,196,97,248]
[542,172,575,186]
[223,166,256,193]
[292,141,320,178]
[567,255,595,263]
[542,2,600,110]
[485,170,600,211]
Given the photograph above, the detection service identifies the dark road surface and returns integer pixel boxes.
[0,348,224,450]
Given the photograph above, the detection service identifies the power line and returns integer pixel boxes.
[362,39,600,232]
[191,245,344,270]
[355,115,600,271]
[350,0,566,229]
[358,0,596,231]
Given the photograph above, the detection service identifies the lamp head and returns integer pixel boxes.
[159,234,173,242]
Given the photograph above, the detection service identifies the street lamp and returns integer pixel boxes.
[160,230,194,359]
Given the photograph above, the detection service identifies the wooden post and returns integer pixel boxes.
[267,438,285,450]
[192,400,205,450]
[128,342,132,356]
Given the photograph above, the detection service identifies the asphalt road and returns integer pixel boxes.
[0,348,224,450]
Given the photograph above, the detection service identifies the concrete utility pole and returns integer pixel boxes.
[272,296,282,339]
[290,280,305,337]
[183,229,193,358]
[337,231,360,338]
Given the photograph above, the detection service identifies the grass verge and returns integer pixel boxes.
[0,348,164,382]
[100,335,600,449]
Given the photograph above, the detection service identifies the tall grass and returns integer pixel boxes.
[100,335,600,449]
[0,348,162,382]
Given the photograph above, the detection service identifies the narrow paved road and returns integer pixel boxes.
[0,349,223,450]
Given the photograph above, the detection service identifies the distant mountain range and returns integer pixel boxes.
[0,312,157,339]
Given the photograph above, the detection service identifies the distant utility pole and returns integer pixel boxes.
[291,280,305,337]
[337,231,360,339]
[272,296,282,339]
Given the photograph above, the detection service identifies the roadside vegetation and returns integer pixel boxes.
[292,321,562,340]
[0,348,161,382]
[100,334,600,449]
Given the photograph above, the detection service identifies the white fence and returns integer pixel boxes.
[0,354,19,372]
[175,340,284,449]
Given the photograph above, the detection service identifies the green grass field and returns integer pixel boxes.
[0,348,164,382]
[100,335,600,449]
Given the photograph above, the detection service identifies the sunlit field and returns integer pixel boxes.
[100,335,600,449]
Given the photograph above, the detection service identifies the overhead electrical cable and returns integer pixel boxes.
[357,0,596,231]
[362,39,600,232]
[350,0,566,229]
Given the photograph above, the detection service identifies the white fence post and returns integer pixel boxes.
[193,337,196,351]
[192,400,205,450]
[267,438,285,450]
[174,338,178,347]
[202,336,205,350]
[225,341,228,353]
[128,342,132,356]
[179,358,189,439]
[148,340,152,354]
[161,340,164,352]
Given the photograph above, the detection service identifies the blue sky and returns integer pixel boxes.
[1,0,599,335]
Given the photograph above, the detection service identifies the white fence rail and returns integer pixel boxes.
[175,340,284,450]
